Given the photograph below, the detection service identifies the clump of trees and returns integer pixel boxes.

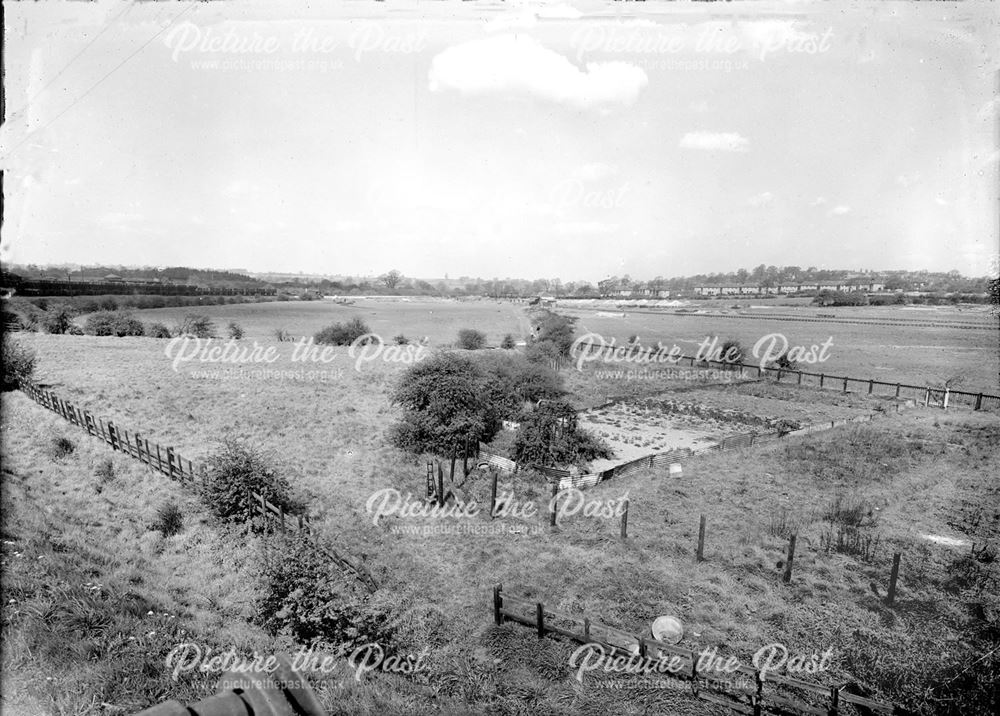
[84,310,145,337]
[512,400,613,469]
[314,317,371,345]
[813,290,869,307]
[526,309,577,365]
[388,351,566,477]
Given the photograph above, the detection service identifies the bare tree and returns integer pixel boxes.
[379,269,403,290]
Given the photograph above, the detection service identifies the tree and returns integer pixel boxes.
[388,353,502,478]
[379,270,404,290]
[719,338,745,366]
[512,400,613,469]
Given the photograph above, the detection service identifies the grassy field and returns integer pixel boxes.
[118,297,533,346]
[3,301,999,714]
[557,304,998,391]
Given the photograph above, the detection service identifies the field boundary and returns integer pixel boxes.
[572,344,1000,410]
[491,583,913,716]
[16,380,378,593]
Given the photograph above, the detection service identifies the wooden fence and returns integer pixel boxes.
[492,584,913,716]
[571,342,1000,412]
[17,380,378,593]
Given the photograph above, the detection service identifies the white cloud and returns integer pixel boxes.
[689,100,709,113]
[829,205,851,215]
[678,132,749,152]
[428,34,647,110]
[747,192,773,207]
[934,196,949,206]
[576,162,616,182]
[810,197,827,206]
[896,172,921,188]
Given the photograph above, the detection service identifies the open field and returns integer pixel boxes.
[112,297,533,347]
[4,306,1000,713]
[557,303,999,391]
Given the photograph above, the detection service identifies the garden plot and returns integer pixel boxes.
[579,402,746,466]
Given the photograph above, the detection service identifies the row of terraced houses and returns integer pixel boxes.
[693,280,885,296]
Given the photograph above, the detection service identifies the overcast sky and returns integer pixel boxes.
[1,0,997,281]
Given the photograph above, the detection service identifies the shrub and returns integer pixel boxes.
[95,458,114,483]
[146,322,172,339]
[200,438,300,527]
[42,304,75,334]
[98,296,119,311]
[50,436,75,460]
[393,334,409,345]
[314,317,371,346]
[719,338,745,365]
[84,310,144,337]
[500,333,516,349]
[1,335,36,390]
[273,328,292,342]
[152,502,184,537]
[66,324,84,335]
[227,321,244,339]
[175,314,216,339]
[456,328,487,350]
[256,532,393,648]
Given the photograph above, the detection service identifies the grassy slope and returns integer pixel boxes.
[8,326,1000,713]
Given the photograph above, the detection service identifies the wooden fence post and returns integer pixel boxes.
[493,584,503,625]
[924,388,930,407]
[108,423,119,452]
[975,393,983,411]
[536,602,545,638]
[895,383,901,398]
[842,377,849,393]
[797,371,803,385]
[783,534,797,583]
[887,553,901,606]
[620,499,629,540]
[696,514,706,562]
[490,470,498,519]
[549,483,558,527]
[583,617,590,641]
[868,379,874,394]
[437,461,445,508]
[819,373,825,388]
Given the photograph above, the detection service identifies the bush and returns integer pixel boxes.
[175,314,216,339]
[50,436,75,460]
[1,335,36,390]
[152,502,184,537]
[95,458,114,483]
[456,328,487,350]
[500,334,516,349]
[227,321,244,339]
[42,304,75,334]
[719,338,745,365]
[146,322,172,339]
[200,438,300,527]
[393,334,409,345]
[84,310,145,337]
[274,328,292,342]
[256,532,393,648]
[314,317,371,346]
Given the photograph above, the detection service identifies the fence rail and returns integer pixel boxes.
[571,342,1000,411]
[17,381,378,592]
[491,584,913,716]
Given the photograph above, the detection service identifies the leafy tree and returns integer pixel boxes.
[85,310,145,337]
[512,400,613,469]
[379,269,404,290]
[389,353,502,477]
[719,339,745,365]
[473,352,566,424]
[227,321,244,339]
[500,333,516,349]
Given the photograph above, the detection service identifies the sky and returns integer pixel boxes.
[1,0,998,282]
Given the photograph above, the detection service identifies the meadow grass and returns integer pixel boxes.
[3,322,999,714]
